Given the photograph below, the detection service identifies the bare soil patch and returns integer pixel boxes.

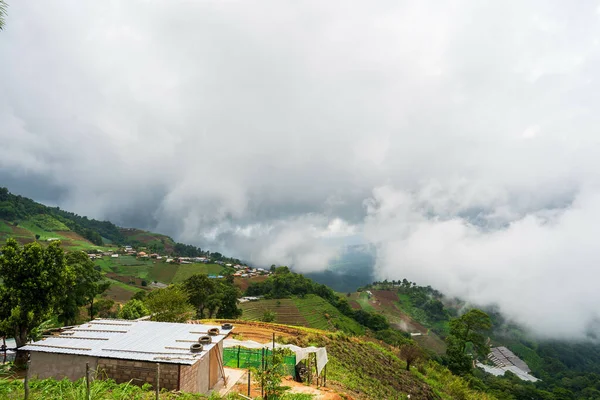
[103,285,136,303]
[234,275,268,292]
[106,272,144,286]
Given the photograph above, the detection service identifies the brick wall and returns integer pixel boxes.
[29,352,98,381]
[97,358,179,391]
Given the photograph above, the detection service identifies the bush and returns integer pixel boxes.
[262,310,276,322]
[118,299,149,320]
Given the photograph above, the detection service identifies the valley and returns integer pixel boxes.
[3,188,600,399]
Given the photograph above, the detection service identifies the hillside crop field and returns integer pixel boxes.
[94,255,229,302]
[349,289,448,355]
[94,255,225,285]
[0,217,104,251]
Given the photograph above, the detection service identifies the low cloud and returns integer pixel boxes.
[365,185,600,339]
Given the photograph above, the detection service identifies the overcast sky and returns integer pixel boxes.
[2,1,600,338]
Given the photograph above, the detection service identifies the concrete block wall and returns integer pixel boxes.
[29,352,98,381]
[97,358,179,390]
[179,355,209,394]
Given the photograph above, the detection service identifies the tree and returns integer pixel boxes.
[216,284,242,319]
[94,299,116,318]
[0,239,70,352]
[252,349,291,399]
[183,274,218,319]
[399,344,424,371]
[445,309,492,375]
[262,310,276,322]
[449,309,492,357]
[118,299,149,320]
[58,251,109,325]
[131,291,147,301]
[145,286,193,323]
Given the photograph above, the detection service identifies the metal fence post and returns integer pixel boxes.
[237,345,241,368]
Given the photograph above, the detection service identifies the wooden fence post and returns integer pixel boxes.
[85,362,91,400]
[24,357,30,400]
[155,363,160,400]
[247,370,251,396]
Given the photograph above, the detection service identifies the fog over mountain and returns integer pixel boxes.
[2,1,600,338]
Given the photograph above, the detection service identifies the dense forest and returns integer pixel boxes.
[364,279,600,399]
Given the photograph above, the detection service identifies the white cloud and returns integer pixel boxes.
[2,0,600,336]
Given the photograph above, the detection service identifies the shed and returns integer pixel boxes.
[21,319,233,394]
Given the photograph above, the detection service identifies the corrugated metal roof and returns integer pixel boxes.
[21,319,233,365]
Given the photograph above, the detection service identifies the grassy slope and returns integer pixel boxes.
[119,228,177,253]
[239,295,365,335]
[214,320,496,400]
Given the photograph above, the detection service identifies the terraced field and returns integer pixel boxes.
[240,298,309,327]
[240,295,365,334]
[292,295,364,334]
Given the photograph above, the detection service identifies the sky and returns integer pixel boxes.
[2,0,600,338]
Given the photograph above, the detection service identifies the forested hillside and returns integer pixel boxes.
[357,280,600,399]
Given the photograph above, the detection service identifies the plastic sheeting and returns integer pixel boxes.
[223,339,328,375]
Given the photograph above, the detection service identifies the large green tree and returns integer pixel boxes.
[145,286,193,323]
[59,251,109,324]
[216,283,242,319]
[183,274,218,318]
[0,239,70,348]
[445,308,492,375]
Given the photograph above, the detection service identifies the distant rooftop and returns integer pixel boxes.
[21,319,233,365]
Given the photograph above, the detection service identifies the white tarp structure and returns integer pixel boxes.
[476,362,539,382]
[223,339,328,375]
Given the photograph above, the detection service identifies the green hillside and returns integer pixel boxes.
[0,187,242,265]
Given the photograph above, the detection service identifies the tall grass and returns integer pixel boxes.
[0,377,213,399]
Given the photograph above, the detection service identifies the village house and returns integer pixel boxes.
[22,319,234,394]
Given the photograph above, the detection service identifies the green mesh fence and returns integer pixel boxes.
[223,346,296,376]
